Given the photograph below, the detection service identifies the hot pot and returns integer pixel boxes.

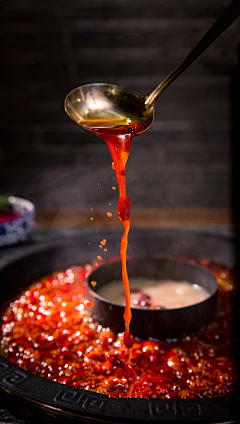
[0,228,240,423]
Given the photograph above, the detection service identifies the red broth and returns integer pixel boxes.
[0,259,238,399]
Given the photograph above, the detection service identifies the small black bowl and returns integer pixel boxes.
[87,256,218,339]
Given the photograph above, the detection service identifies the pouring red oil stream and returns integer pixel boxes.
[82,120,150,353]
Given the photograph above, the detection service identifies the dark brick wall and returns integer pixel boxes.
[0,0,239,211]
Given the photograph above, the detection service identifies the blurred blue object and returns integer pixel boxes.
[0,196,35,247]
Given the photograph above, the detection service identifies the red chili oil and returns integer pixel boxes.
[0,211,20,223]
[88,122,149,350]
[82,121,151,352]
[0,259,238,399]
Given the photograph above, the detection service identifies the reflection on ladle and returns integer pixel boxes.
[65,0,240,131]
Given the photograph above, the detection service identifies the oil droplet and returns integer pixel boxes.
[103,248,107,252]
[109,203,111,206]
[91,281,97,287]
[91,208,93,211]
[107,212,112,217]
[101,239,107,246]
[97,256,102,261]
[84,299,94,308]
[112,186,116,190]
[90,217,93,221]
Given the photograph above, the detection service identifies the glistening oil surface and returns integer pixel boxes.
[0,258,237,399]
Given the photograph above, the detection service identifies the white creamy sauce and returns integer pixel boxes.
[97,278,210,309]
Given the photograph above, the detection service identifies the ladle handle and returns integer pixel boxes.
[145,0,240,110]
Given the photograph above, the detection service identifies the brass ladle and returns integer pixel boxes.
[65,0,240,132]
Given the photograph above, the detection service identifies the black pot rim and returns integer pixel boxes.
[1,355,240,423]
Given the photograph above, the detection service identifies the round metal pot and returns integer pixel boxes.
[0,228,239,423]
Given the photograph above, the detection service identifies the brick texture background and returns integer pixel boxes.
[0,0,239,212]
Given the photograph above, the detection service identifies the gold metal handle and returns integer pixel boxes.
[145,0,240,110]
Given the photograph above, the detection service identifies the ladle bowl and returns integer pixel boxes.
[87,256,218,339]
[65,83,153,133]
[65,0,240,133]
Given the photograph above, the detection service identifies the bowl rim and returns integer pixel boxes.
[87,255,218,312]
[8,196,36,216]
